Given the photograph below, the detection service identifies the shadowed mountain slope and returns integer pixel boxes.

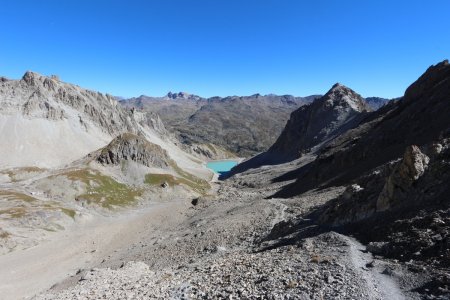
[275,60,450,197]
[230,84,370,174]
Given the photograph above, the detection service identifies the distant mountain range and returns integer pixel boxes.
[120,92,391,157]
[365,96,391,110]
[120,93,321,157]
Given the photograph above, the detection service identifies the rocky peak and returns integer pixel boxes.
[266,83,369,160]
[21,71,42,86]
[21,71,60,91]
[96,133,171,169]
[322,83,370,112]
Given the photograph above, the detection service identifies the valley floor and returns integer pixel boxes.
[1,159,437,299]
[0,199,189,300]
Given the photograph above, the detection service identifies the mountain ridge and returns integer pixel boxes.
[120,93,320,156]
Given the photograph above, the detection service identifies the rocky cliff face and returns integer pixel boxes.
[275,60,450,197]
[18,71,138,134]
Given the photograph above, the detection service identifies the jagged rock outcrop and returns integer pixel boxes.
[96,133,171,169]
[2,71,137,134]
[376,145,429,211]
[23,97,65,120]
[275,60,450,197]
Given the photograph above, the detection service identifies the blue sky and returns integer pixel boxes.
[0,1,449,98]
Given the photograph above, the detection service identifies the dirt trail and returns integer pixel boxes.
[0,199,188,300]
[345,236,405,300]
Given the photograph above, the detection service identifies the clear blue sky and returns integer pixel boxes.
[0,1,449,98]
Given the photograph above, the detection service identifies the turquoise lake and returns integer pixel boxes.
[206,160,238,176]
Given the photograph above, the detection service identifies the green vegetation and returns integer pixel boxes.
[1,167,45,182]
[63,169,142,209]
[171,161,210,193]
[0,230,10,239]
[145,173,180,186]
[60,208,76,219]
[0,190,37,203]
[0,190,77,220]
[144,161,210,194]
[0,207,27,219]
[18,166,45,172]
[2,170,16,182]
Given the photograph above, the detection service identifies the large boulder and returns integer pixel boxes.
[376,145,429,211]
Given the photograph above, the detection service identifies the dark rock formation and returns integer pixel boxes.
[269,83,370,160]
[96,133,171,169]
[376,145,429,212]
[317,136,450,268]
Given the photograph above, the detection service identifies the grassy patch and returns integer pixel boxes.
[0,230,10,239]
[0,190,77,220]
[145,173,180,187]
[63,169,142,209]
[145,161,210,194]
[19,166,45,173]
[0,207,27,219]
[170,162,210,192]
[43,227,57,232]
[60,208,76,219]
[2,170,15,182]
[0,190,37,203]
[1,167,45,182]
